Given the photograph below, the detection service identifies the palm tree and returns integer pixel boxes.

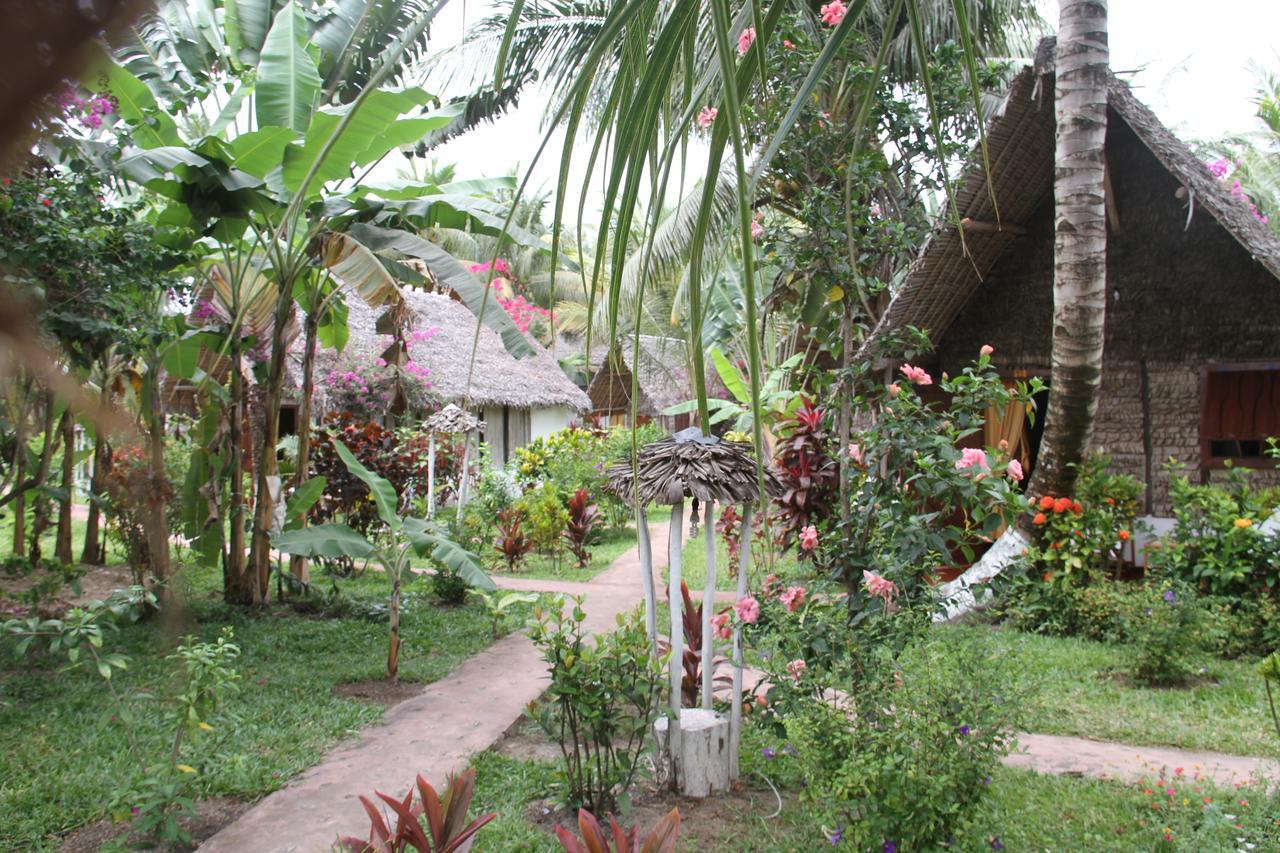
[1025,0,1110,505]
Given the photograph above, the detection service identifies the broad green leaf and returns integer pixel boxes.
[226,0,273,66]
[210,81,253,136]
[709,348,748,405]
[103,61,181,148]
[162,331,221,379]
[272,523,375,558]
[404,518,495,591]
[284,476,326,525]
[344,223,537,359]
[229,126,299,178]
[255,0,321,133]
[333,441,400,529]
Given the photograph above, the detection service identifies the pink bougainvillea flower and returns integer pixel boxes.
[751,212,765,241]
[955,447,989,472]
[980,344,994,356]
[786,658,807,681]
[847,442,864,465]
[899,363,932,385]
[711,611,732,640]
[697,105,717,128]
[1006,458,1024,482]
[737,27,756,55]
[780,585,807,612]
[819,0,847,26]
[799,525,819,551]
[863,570,897,603]
[735,595,760,624]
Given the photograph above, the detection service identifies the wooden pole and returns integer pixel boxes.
[700,498,716,709]
[636,505,657,647]
[427,432,436,518]
[730,505,753,781]
[667,499,684,790]
[457,434,470,509]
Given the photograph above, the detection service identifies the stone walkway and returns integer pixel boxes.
[200,522,669,853]
[1005,733,1280,787]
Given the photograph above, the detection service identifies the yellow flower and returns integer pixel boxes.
[1234,517,1253,529]
[198,722,214,732]
[176,764,198,774]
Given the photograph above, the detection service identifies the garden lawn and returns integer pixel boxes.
[0,508,128,565]
[671,524,806,592]
[497,526,638,583]
[466,730,1280,851]
[948,624,1276,758]
[0,560,521,851]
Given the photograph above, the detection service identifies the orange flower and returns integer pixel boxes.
[1105,497,1115,505]
[1118,530,1131,541]
[1042,572,1053,582]
[1053,497,1072,513]
[1033,512,1047,525]
[1072,501,1084,514]
[1039,495,1056,511]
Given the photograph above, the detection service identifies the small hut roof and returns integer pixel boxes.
[425,403,483,433]
[606,428,780,506]
[583,335,691,415]
[858,37,1280,360]
[317,289,590,411]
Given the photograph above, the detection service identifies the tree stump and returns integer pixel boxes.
[653,708,731,798]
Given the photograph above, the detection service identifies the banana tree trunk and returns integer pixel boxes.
[54,407,74,565]
[289,314,319,588]
[28,392,57,562]
[143,361,171,588]
[388,568,401,681]
[81,425,108,565]
[225,348,252,603]
[1025,2,1110,513]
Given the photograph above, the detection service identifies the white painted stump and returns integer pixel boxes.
[653,708,731,798]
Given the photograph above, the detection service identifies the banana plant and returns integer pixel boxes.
[272,441,494,681]
[469,589,540,639]
[662,348,803,447]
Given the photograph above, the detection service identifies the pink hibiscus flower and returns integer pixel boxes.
[697,105,717,128]
[863,570,897,603]
[737,27,756,55]
[780,586,807,612]
[786,658,807,681]
[799,525,819,551]
[711,611,731,640]
[899,363,933,385]
[819,0,847,26]
[1006,458,1024,482]
[847,442,864,465]
[955,447,989,472]
[735,595,760,624]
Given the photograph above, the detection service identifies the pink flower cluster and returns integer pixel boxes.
[407,326,439,345]
[862,570,897,603]
[798,525,819,551]
[490,282,551,334]
[955,447,988,472]
[697,106,717,129]
[59,87,114,130]
[711,611,731,640]
[819,0,847,26]
[734,595,760,624]
[779,585,806,612]
[1207,158,1270,225]
[899,363,932,385]
[468,258,511,277]
[737,27,756,55]
[786,658,807,681]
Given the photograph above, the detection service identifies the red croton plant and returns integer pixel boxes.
[771,398,838,556]
[554,806,681,853]
[564,489,600,568]
[494,506,535,571]
[335,767,496,853]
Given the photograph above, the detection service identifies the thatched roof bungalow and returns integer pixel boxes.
[304,288,589,466]
[861,38,1280,515]
[584,335,694,431]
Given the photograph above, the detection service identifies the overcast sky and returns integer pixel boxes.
[410,0,1280,223]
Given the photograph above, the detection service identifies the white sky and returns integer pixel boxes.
[404,0,1280,225]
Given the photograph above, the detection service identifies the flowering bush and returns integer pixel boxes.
[1126,580,1219,686]
[1027,455,1143,584]
[318,329,438,419]
[771,398,838,557]
[1147,461,1280,599]
[820,341,1038,614]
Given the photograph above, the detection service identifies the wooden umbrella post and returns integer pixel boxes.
[730,504,753,781]
[637,505,658,648]
[457,434,471,509]
[700,498,716,709]
[666,498,684,789]
[426,431,436,518]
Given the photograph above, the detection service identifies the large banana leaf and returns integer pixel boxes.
[102,61,182,149]
[344,223,538,359]
[229,127,300,179]
[255,0,321,133]
[225,0,273,67]
[404,518,495,591]
[314,230,415,310]
[334,440,400,530]
[272,523,375,558]
[284,475,327,528]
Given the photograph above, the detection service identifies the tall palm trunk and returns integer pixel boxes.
[1025,2,1109,508]
[289,313,319,588]
[54,408,74,564]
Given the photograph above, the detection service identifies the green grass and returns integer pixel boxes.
[948,624,1276,758]
[497,527,640,583]
[0,507,129,566]
[669,523,807,592]
[0,559,518,851]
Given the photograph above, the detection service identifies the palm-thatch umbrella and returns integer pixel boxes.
[606,427,777,791]
[425,403,483,516]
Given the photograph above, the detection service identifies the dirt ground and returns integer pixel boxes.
[58,797,251,853]
[332,678,427,708]
[0,562,135,615]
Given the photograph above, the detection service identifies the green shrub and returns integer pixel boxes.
[1149,461,1280,598]
[1126,581,1220,686]
[527,597,662,813]
[780,630,1030,851]
[430,566,472,605]
[520,483,569,558]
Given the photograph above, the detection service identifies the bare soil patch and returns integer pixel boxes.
[59,796,250,852]
[0,563,134,616]
[332,678,425,708]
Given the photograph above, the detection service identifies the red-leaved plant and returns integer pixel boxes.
[333,768,496,853]
[494,507,535,571]
[554,807,681,853]
[564,489,600,568]
[771,398,838,557]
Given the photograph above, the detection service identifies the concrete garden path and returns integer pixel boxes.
[200,522,670,853]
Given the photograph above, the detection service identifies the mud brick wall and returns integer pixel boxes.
[936,110,1280,512]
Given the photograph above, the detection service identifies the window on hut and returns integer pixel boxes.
[1200,364,1280,468]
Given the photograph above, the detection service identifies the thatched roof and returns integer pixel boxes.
[425,403,483,433]
[315,289,590,411]
[581,335,691,416]
[606,428,779,506]
[858,37,1280,360]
